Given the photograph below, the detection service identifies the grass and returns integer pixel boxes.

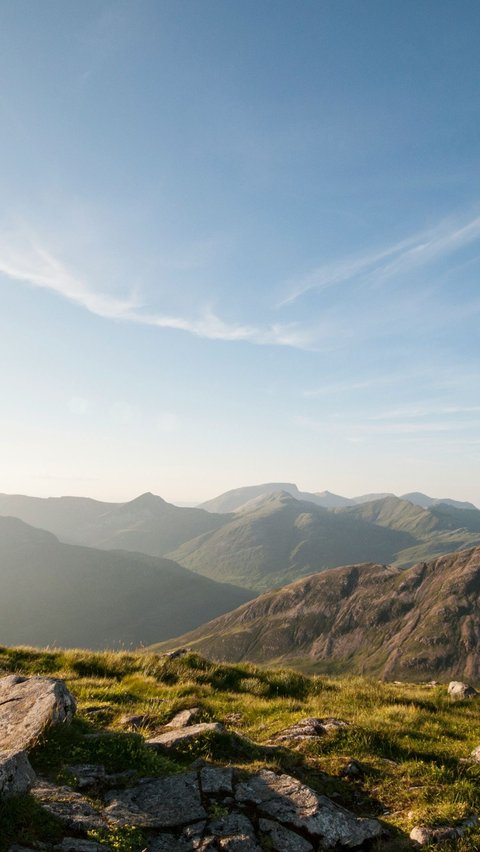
[1,644,480,849]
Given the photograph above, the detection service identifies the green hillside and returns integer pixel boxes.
[168,492,415,591]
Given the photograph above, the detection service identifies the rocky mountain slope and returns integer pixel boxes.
[155,546,480,681]
[0,517,253,649]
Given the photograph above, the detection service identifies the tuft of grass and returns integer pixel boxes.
[0,793,64,852]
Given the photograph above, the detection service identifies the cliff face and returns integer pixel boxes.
[154,546,480,681]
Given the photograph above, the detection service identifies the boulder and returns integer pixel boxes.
[210,812,261,851]
[0,675,76,798]
[447,681,478,699]
[147,722,224,750]
[0,750,36,797]
[235,769,382,848]
[31,780,106,831]
[0,675,76,752]
[104,772,206,828]
[410,816,478,845]
[272,717,348,742]
[259,817,313,851]
[200,765,234,795]
[166,707,201,728]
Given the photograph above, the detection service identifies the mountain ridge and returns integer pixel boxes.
[153,545,480,681]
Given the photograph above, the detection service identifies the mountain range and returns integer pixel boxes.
[198,483,477,514]
[153,545,480,681]
[1,486,480,594]
[0,516,253,649]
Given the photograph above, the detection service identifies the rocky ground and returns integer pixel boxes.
[2,647,480,850]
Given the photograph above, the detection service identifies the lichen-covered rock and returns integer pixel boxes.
[210,812,261,851]
[166,707,201,728]
[65,764,106,788]
[0,750,36,797]
[0,675,76,752]
[147,722,224,750]
[31,780,106,831]
[104,773,206,828]
[200,765,234,795]
[235,769,382,849]
[447,681,478,699]
[410,815,478,845]
[272,717,348,742]
[259,817,313,851]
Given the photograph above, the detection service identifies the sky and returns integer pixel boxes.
[1,0,480,505]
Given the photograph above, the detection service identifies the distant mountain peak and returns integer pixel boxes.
[128,492,168,507]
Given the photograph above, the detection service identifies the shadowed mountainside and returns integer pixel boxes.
[0,516,253,649]
[154,546,480,681]
[0,491,229,556]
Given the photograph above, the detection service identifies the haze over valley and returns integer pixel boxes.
[1,482,480,671]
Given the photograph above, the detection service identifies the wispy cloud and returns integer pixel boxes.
[294,413,480,437]
[0,229,311,349]
[370,404,480,421]
[280,213,480,306]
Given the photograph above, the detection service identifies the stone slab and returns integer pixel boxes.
[235,769,382,849]
[147,722,224,750]
[104,773,206,828]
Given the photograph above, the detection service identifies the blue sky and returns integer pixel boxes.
[1,0,480,504]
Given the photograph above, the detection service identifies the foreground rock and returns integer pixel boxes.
[0,675,76,797]
[410,815,478,845]
[235,769,382,849]
[147,722,224,750]
[26,761,382,850]
[166,707,201,728]
[272,717,348,742]
[447,681,478,699]
[104,772,207,827]
[0,675,76,753]
[32,781,106,832]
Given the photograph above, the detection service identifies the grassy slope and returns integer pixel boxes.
[168,493,415,592]
[1,646,480,850]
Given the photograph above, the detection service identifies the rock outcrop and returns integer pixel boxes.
[271,716,348,742]
[0,675,76,797]
[20,762,384,850]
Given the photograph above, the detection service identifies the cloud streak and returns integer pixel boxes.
[0,229,311,349]
[280,213,480,306]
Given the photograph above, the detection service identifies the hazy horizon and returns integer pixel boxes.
[0,481,478,510]
[2,2,480,505]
